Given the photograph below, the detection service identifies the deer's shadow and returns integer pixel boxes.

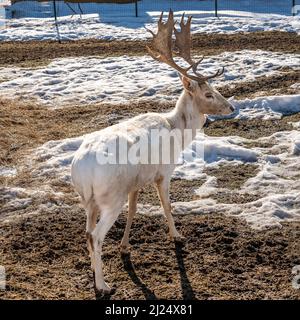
[121,252,157,300]
[174,241,196,300]
[120,241,196,300]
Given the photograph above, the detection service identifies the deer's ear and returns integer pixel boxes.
[180,75,194,93]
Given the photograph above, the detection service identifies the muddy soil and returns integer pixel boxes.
[0,30,300,300]
[1,97,299,300]
[0,206,299,300]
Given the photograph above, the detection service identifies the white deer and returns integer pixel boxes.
[71,10,234,294]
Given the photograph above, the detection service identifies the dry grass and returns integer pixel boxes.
[1,89,298,170]
[1,29,300,299]
[0,31,299,67]
[219,69,300,100]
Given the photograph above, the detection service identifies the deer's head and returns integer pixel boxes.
[180,76,234,115]
[146,10,235,116]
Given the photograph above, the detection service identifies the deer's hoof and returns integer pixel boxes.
[120,244,131,255]
[95,282,114,296]
[95,287,116,299]
[171,234,186,243]
[98,288,113,295]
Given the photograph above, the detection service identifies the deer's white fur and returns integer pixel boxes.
[71,78,234,293]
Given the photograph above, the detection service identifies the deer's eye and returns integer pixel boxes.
[205,93,213,99]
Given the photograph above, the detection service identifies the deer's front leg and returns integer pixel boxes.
[155,179,184,241]
[120,190,138,253]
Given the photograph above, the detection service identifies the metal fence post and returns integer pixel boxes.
[53,0,61,43]
[292,0,295,16]
[135,0,138,17]
[215,0,218,18]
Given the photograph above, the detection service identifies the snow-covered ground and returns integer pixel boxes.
[0,7,4,28]
[0,49,299,228]
[1,48,299,228]
[0,50,299,109]
[0,0,299,41]
[0,166,16,177]
[0,2,299,229]
[175,130,300,229]
[2,119,299,229]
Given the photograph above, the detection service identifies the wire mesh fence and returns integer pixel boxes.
[1,0,299,19]
[0,0,299,41]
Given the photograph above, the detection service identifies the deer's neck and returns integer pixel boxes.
[166,91,206,141]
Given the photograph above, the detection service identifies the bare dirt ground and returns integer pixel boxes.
[1,208,299,300]
[1,97,299,300]
[0,31,299,67]
[0,31,300,300]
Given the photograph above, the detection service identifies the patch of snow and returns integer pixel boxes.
[22,113,300,229]
[0,185,68,221]
[137,191,300,230]
[0,187,33,213]
[0,166,17,177]
[291,83,300,90]
[171,192,300,230]
[32,135,85,183]
[0,51,299,110]
[1,0,300,41]
[290,121,300,129]
[212,94,300,121]
[175,135,258,180]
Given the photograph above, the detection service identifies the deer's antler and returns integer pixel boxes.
[146,10,224,83]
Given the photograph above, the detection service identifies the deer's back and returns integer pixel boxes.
[71,113,175,201]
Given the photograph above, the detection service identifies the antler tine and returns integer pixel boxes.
[186,15,192,27]
[191,56,205,72]
[145,26,155,37]
[202,66,225,81]
[174,13,225,82]
[158,11,163,24]
[174,13,193,65]
[146,10,210,83]
[168,9,174,23]
[146,10,175,61]
[180,12,185,26]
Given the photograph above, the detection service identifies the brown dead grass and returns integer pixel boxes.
[219,69,300,100]
[204,164,259,190]
[0,207,299,300]
[0,31,299,67]
[1,89,298,171]
[0,29,300,300]
[205,117,295,140]
[1,96,299,300]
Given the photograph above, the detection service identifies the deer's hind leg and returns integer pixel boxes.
[92,203,123,293]
[85,198,99,271]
